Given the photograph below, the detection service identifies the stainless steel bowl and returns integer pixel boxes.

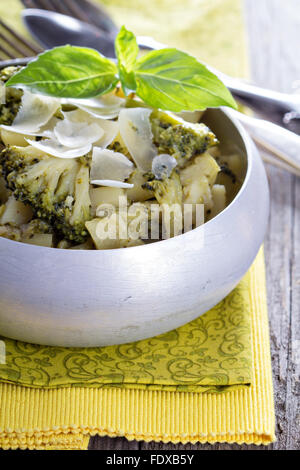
[0,107,269,347]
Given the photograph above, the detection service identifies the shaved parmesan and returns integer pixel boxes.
[118,108,157,172]
[1,114,61,141]
[0,117,59,138]
[0,128,33,147]
[93,119,119,148]
[0,124,39,136]
[4,90,60,134]
[90,180,134,189]
[54,110,104,148]
[91,148,134,183]
[25,138,91,159]
[37,116,61,138]
[54,109,118,149]
[152,154,177,180]
[68,94,125,119]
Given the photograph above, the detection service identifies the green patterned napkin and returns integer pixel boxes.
[0,270,252,391]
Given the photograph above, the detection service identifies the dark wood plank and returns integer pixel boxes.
[90,0,300,450]
[287,171,300,449]
[88,436,139,450]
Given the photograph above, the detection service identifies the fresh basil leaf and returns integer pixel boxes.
[115,26,138,95]
[134,48,237,111]
[118,66,137,96]
[6,45,118,99]
[115,26,139,72]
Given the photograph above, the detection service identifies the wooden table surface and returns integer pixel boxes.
[89,0,300,450]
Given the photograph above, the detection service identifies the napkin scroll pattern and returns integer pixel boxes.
[0,280,251,391]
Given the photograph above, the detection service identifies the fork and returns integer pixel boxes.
[0,19,42,61]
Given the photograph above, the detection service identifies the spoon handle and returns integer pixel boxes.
[219,75,300,132]
[137,35,300,133]
[229,109,300,174]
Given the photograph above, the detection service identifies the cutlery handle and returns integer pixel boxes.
[137,35,300,133]
[230,109,300,172]
[224,77,300,133]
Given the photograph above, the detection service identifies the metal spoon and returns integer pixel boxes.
[22,8,300,134]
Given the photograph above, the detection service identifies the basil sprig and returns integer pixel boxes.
[115,26,138,96]
[7,45,118,99]
[6,26,237,111]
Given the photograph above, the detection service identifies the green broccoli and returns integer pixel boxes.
[150,110,218,167]
[143,169,183,206]
[0,218,54,243]
[0,66,23,125]
[108,138,130,158]
[21,218,53,238]
[0,145,92,242]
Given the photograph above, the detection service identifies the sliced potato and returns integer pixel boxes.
[180,151,221,214]
[90,186,125,210]
[85,217,124,249]
[125,239,145,247]
[183,176,213,209]
[223,153,242,175]
[207,146,221,158]
[86,203,149,250]
[56,239,72,249]
[215,153,242,202]
[22,233,53,247]
[209,184,226,219]
[0,196,33,225]
[180,152,220,187]
[127,169,157,202]
[69,239,94,250]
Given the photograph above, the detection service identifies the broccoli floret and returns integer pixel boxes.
[21,218,53,238]
[143,170,183,206]
[150,110,218,167]
[107,134,132,159]
[0,145,91,242]
[0,66,23,125]
[0,218,53,244]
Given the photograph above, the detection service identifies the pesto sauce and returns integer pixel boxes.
[150,110,218,168]
[0,67,23,126]
[143,170,183,206]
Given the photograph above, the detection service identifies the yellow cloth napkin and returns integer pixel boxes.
[0,0,275,449]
